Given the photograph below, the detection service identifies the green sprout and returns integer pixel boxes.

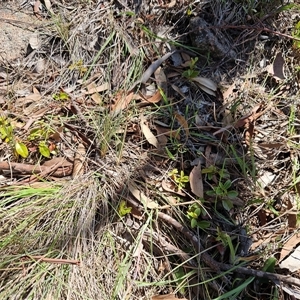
[206,179,238,211]
[186,202,210,229]
[168,168,189,190]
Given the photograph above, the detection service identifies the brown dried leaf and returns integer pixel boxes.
[174,113,189,138]
[85,82,110,95]
[191,77,217,96]
[140,114,158,148]
[161,180,186,197]
[266,52,285,81]
[287,197,297,229]
[91,92,102,104]
[279,235,299,262]
[111,91,142,115]
[154,67,167,91]
[189,162,203,198]
[155,125,180,140]
[128,182,159,209]
[144,90,162,103]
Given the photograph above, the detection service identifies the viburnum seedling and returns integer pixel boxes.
[186,202,210,229]
[168,168,189,190]
[206,179,238,211]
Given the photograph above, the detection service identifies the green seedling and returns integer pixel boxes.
[168,168,189,190]
[0,117,29,158]
[52,91,70,101]
[202,165,230,181]
[186,202,210,229]
[118,200,132,217]
[15,140,29,158]
[206,179,238,211]
[182,57,199,80]
[69,59,87,77]
[216,227,238,265]
[0,116,13,143]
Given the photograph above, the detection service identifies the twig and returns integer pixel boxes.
[23,255,80,266]
[220,263,300,288]
[157,212,221,273]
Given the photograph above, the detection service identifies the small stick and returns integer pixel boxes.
[24,255,80,266]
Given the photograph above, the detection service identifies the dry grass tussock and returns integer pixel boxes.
[1,0,300,299]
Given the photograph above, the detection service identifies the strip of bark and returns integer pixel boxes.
[0,158,73,178]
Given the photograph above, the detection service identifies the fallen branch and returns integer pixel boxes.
[0,157,73,179]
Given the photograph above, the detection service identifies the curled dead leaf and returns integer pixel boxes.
[189,161,203,198]
[174,113,189,139]
[191,77,217,96]
[140,114,159,148]
[128,182,159,209]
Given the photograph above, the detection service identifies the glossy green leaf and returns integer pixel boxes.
[191,218,198,228]
[15,142,29,158]
[222,199,233,211]
[228,190,238,199]
[39,142,51,158]
[198,220,210,229]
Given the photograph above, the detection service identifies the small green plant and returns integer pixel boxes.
[206,179,238,211]
[168,168,189,190]
[52,91,70,101]
[182,57,199,80]
[0,116,13,143]
[202,165,230,181]
[0,117,55,159]
[186,202,210,229]
[216,227,238,264]
[0,116,28,158]
[118,200,132,217]
[69,59,87,77]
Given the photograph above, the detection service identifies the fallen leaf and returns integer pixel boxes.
[155,125,180,140]
[128,182,159,209]
[222,83,237,102]
[174,113,189,139]
[287,197,297,229]
[266,52,285,81]
[143,90,162,103]
[16,88,42,107]
[161,180,186,197]
[111,91,141,115]
[140,114,158,148]
[85,82,110,95]
[189,161,204,198]
[257,171,276,189]
[91,92,102,104]
[279,238,300,272]
[140,51,175,84]
[154,67,167,91]
[29,33,41,50]
[191,77,217,96]
[44,0,54,14]
[279,234,300,262]
[152,294,187,300]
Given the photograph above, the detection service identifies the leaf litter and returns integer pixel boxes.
[0,0,300,299]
